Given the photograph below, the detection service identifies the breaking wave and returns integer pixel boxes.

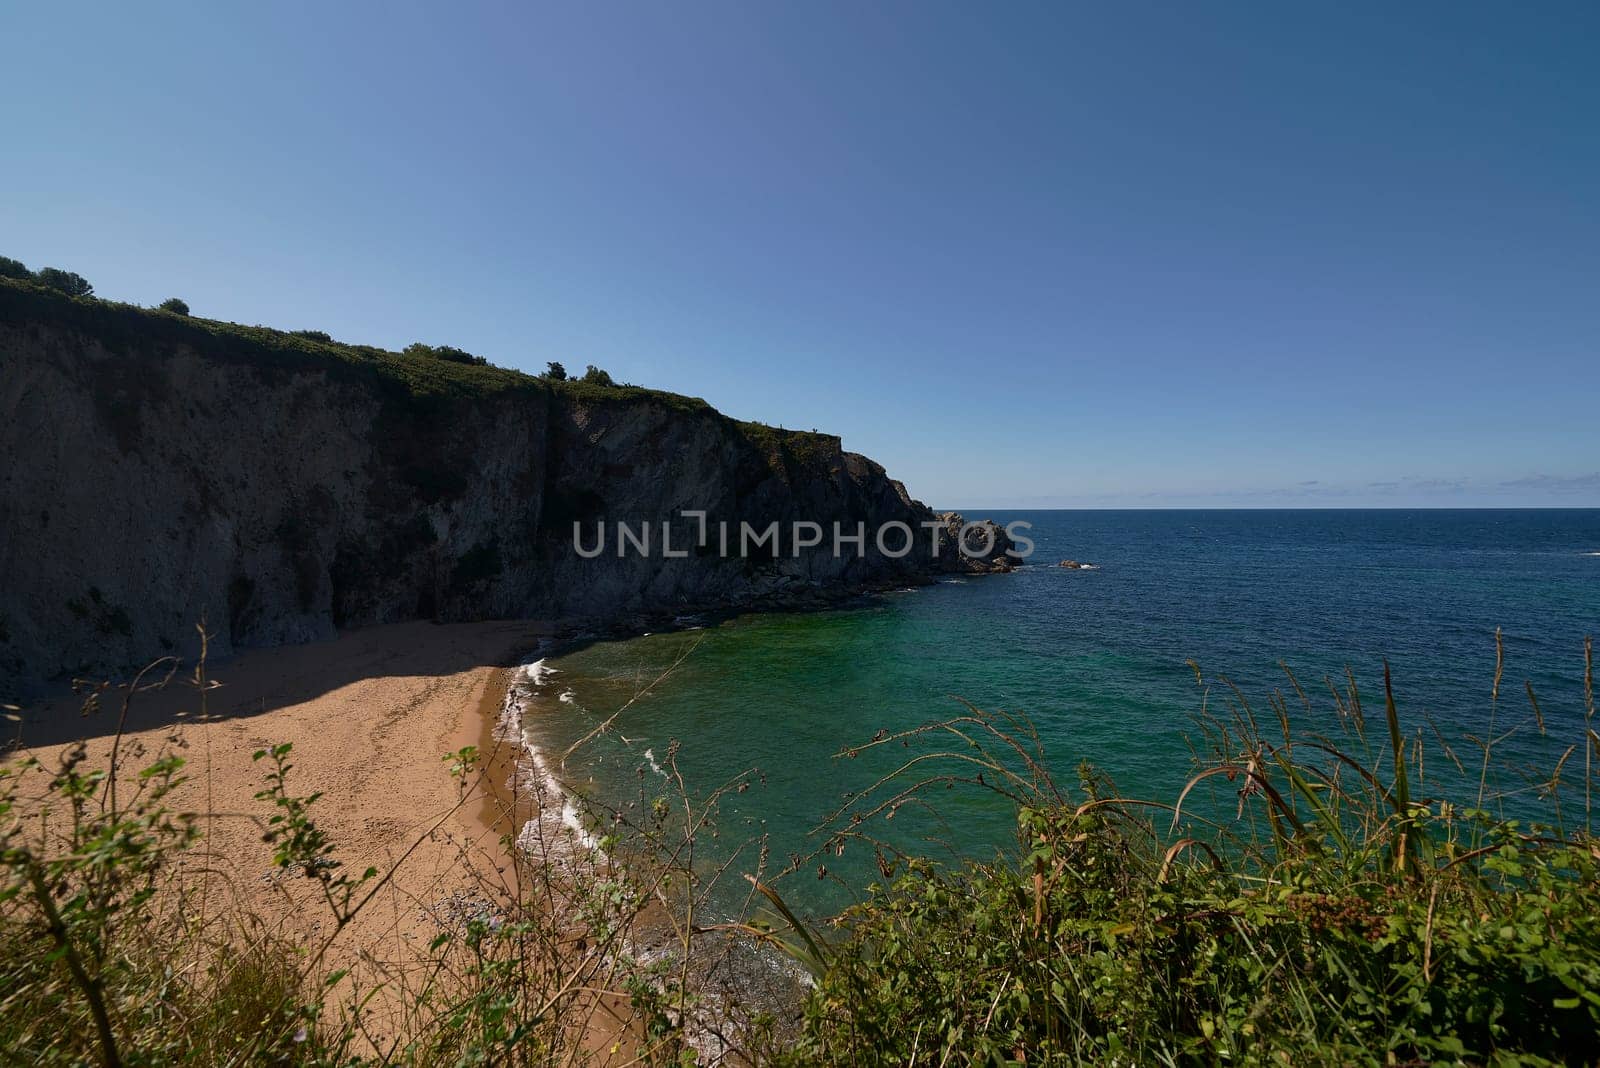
[497,657,604,864]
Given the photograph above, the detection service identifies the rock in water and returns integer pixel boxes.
[936,513,1017,574]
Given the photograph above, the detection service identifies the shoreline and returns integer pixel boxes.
[476,652,659,1062]
[497,632,819,1059]
[5,603,883,1059]
[462,662,525,871]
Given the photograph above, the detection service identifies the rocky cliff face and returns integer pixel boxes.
[0,282,1009,694]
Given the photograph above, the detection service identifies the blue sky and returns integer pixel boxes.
[4,2,1596,508]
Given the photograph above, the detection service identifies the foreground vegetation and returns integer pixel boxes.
[3,638,1596,1065]
[787,642,1600,1065]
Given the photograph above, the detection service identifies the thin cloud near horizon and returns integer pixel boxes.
[951,473,1600,509]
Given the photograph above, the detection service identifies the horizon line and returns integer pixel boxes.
[938,504,1600,512]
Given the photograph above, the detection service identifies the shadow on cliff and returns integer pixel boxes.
[4,619,562,752]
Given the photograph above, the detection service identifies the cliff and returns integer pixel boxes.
[0,280,1003,694]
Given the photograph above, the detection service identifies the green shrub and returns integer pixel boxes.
[786,647,1600,1066]
[33,267,93,297]
[581,364,614,386]
[435,345,484,366]
[0,255,30,280]
[0,729,323,1065]
[291,328,332,342]
[157,297,189,315]
[543,360,568,381]
[1,274,728,423]
[403,341,487,366]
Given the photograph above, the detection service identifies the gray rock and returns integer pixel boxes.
[0,297,1009,693]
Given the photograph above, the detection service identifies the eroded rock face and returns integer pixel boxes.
[937,513,1018,573]
[0,293,1013,693]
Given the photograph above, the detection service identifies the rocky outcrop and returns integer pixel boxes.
[936,513,1017,573]
[0,281,1014,693]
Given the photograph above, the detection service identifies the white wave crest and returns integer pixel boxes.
[498,658,604,864]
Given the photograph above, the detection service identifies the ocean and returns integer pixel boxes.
[509,509,1599,917]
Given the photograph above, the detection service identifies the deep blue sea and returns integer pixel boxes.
[520,510,1599,916]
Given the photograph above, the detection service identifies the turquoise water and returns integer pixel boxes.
[522,509,1599,915]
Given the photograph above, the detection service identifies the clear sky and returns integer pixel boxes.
[4,2,1596,508]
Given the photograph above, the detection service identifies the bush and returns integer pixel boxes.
[786,649,1600,1066]
[290,329,332,342]
[432,345,485,366]
[0,273,718,414]
[0,723,318,1065]
[158,297,189,315]
[0,255,30,280]
[543,360,568,381]
[581,364,615,387]
[33,267,93,298]
[403,342,487,366]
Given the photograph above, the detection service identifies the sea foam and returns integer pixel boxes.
[497,657,605,863]
[502,657,816,1053]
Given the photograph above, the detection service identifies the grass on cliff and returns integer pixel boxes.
[0,273,841,468]
[0,273,532,402]
[5,636,1596,1065]
[0,273,849,502]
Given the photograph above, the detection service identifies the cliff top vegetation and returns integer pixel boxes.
[0,265,834,461]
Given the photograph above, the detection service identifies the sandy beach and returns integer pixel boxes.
[7,619,568,1048]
